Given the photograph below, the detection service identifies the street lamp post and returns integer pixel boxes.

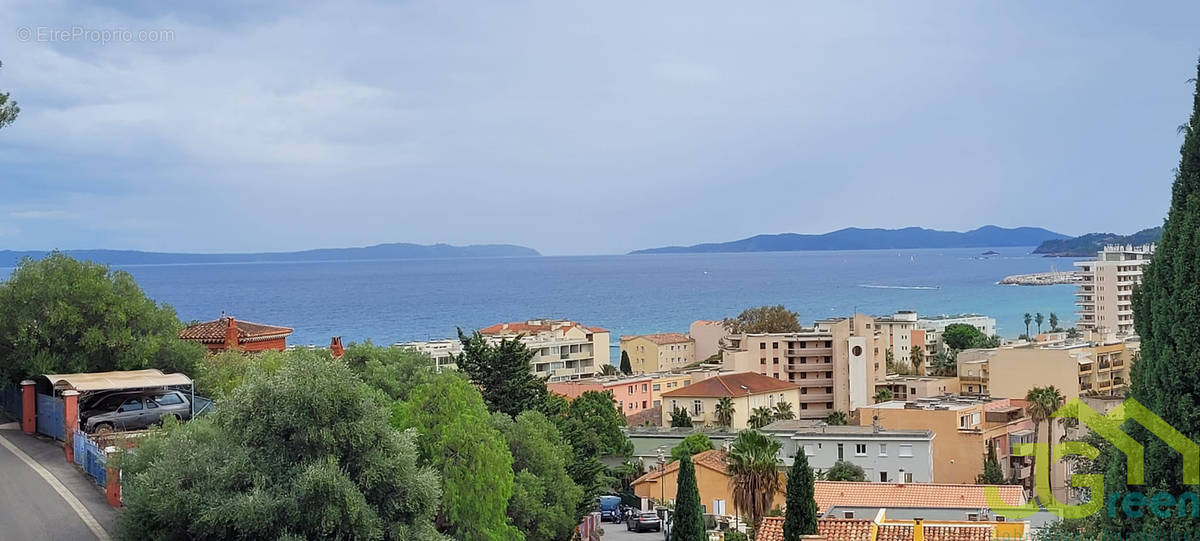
[657,449,669,539]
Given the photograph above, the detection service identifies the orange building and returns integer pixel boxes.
[631,449,785,514]
[178,314,293,353]
[547,376,655,418]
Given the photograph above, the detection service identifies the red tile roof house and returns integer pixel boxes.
[178,314,293,353]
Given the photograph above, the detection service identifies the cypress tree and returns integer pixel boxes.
[1106,58,1200,536]
[976,441,1005,485]
[670,455,706,541]
[782,452,818,539]
[620,350,633,375]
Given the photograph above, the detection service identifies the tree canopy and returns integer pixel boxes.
[670,433,715,461]
[454,329,548,417]
[723,305,802,334]
[669,455,706,541]
[0,254,206,386]
[392,374,520,540]
[492,411,584,541]
[669,406,694,427]
[0,61,17,130]
[976,441,1005,485]
[620,350,633,375]
[548,390,633,510]
[941,323,995,351]
[727,429,782,530]
[1106,58,1200,536]
[119,355,445,540]
[342,340,439,401]
[783,452,818,539]
[821,460,865,482]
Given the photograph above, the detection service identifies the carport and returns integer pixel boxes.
[43,369,197,419]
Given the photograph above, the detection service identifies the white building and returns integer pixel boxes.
[398,319,610,381]
[917,313,997,355]
[762,420,935,483]
[1075,244,1155,336]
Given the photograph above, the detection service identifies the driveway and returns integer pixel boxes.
[0,421,115,540]
[601,519,667,541]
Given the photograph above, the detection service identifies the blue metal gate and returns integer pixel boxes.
[0,385,21,419]
[73,430,107,486]
[36,393,65,441]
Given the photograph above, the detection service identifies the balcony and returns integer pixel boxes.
[786,348,831,356]
[1078,364,1093,374]
[799,393,833,403]
[960,375,988,383]
[797,377,833,386]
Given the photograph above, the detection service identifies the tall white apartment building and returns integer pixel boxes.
[1075,244,1155,336]
[398,319,611,381]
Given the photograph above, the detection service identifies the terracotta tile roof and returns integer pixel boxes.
[875,524,912,541]
[660,371,799,398]
[621,332,692,345]
[631,449,728,486]
[923,525,994,541]
[178,316,292,343]
[756,517,873,541]
[814,481,1025,513]
[478,320,608,335]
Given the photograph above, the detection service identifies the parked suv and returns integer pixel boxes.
[81,390,192,435]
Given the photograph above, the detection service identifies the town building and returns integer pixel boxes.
[1075,244,1155,336]
[960,337,1134,401]
[478,319,610,381]
[547,375,654,418]
[689,320,726,362]
[660,371,801,429]
[761,420,935,483]
[647,372,695,408]
[620,333,694,373]
[721,314,886,419]
[625,427,738,463]
[758,509,1029,541]
[806,481,1029,529]
[178,314,292,352]
[631,449,785,515]
[873,311,922,369]
[855,396,1036,488]
[916,313,997,357]
[874,375,958,402]
[394,338,460,371]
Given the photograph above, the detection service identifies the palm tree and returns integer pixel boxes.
[1023,386,1061,503]
[773,401,795,421]
[1023,313,1032,338]
[598,364,619,376]
[727,429,782,532]
[1040,386,1065,494]
[1049,312,1059,332]
[911,345,925,374]
[874,388,894,403]
[749,406,775,429]
[715,397,736,428]
[824,411,849,425]
[1035,313,1045,335]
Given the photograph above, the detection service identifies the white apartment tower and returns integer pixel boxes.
[1074,244,1155,336]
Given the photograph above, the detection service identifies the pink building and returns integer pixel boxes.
[548,376,654,417]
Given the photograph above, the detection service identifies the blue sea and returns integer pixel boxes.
[32,246,1080,349]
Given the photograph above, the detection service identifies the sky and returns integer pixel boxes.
[1,1,1198,256]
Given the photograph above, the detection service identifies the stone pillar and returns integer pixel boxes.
[105,461,122,507]
[20,380,35,435]
[62,390,79,462]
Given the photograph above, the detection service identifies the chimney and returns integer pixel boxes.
[331,336,344,358]
[912,518,925,541]
[224,316,239,351]
[898,468,906,486]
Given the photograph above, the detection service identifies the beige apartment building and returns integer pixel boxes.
[478,319,610,381]
[1075,244,1155,336]
[721,314,886,420]
[874,311,923,369]
[620,333,695,373]
[660,371,801,429]
[689,320,726,362]
[961,338,1134,401]
[874,374,958,402]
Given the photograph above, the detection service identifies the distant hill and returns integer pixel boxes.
[629,226,1069,254]
[0,243,541,267]
[1032,227,1162,257]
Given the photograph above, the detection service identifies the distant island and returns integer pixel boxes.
[0,243,541,267]
[1032,227,1162,257]
[629,226,1068,254]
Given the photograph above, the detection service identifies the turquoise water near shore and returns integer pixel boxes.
[4,246,1079,348]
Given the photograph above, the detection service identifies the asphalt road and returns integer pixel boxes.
[0,427,111,541]
[600,518,667,541]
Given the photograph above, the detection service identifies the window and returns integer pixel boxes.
[837,443,844,461]
[671,400,678,412]
[154,393,184,406]
[760,343,766,350]
[642,383,648,392]
[855,444,867,456]
[842,511,855,519]
[628,386,634,395]
[146,400,159,409]
[119,399,143,412]
[880,471,889,482]
[803,444,815,456]
[899,444,913,457]
[772,342,778,349]
[693,400,702,415]
[905,472,914,483]
[878,444,887,457]
[653,384,661,391]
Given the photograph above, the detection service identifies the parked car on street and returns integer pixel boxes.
[80,390,192,435]
[626,511,662,532]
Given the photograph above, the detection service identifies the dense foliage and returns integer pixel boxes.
[392,374,520,540]
[620,350,633,375]
[670,406,694,427]
[941,323,998,351]
[783,452,818,539]
[669,455,706,541]
[194,348,288,398]
[670,433,715,461]
[1105,58,1200,537]
[823,411,849,425]
[723,305,802,334]
[343,341,440,401]
[492,411,584,541]
[119,356,444,540]
[821,460,866,482]
[549,390,633,508]
[976,441,1005,484]
[728,429,782,530]
[0,61,17,130]
[0,254,206,386]
[454,329,547,417]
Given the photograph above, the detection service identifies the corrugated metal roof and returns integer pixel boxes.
[44,369,192,392]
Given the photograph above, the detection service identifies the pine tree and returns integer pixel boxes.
[455,329,548,417]
[976,441,1005,485]
[1105,58,1200,536]
[670,455,706,541]
[782,452,818,539]
[620,350,633,375]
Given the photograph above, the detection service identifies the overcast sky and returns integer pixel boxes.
[1,1,1198,255]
